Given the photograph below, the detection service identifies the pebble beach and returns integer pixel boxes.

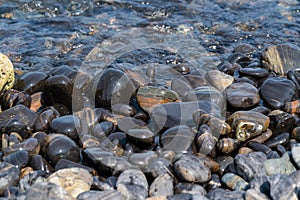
[1,0,300,199]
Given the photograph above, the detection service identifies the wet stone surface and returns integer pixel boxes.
[173,154,211,183]
[2,1,300,199]
[225,82,260,109]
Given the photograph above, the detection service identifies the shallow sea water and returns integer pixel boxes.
[0,0,300,71]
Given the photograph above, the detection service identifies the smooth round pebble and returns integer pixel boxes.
[116,169,149,200]
[225,82,260,109]
[47,167,93,198]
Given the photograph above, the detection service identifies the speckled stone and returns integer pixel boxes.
[149,174,174,197]
[25,182,75,200]
[116,169,149,200]
[269,174,298,200]
[206,188,245,200]
[221,173,248,191]
[291,145,300,169]
[0,53,14,92]
[47,167,93,198]
[234,152,267,181]
[264,152,297,176]
[77,190,125,200]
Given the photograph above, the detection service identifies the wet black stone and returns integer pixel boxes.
[233,43,257,55]
[82,147,114,167]
[98,156,137,177]
[51,65,77,82]
[117,117,147,133]
[247,141,272,155]
[239,67,269,78]
[126,128,155,149]
[107,132,127,148]
[44,134,81,165]
[15,71,48,94]
[29,154,52,174]
[217,61,240,75]
[2,150,29,169]
[2,137,40,156]
[93,68,136,109]
[42,75,73,111]
[234,152,267,181]
[0,105,38,138]
[216,156,234,176]
[34,107,60,132]
[265,132,290,148]
[0,162,20,195]
[91,121,114,142]
[268,111,295,136]
[50,115,81,141]
[149,101,222,133]
[128,151,158,169]
[0,89,32,110]
[287,70,300,94]
[226,52,251,67]
[260,77,298,109]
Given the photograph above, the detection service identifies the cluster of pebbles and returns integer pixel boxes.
[1,43,300,200]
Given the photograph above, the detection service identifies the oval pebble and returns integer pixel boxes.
[47,167,93,198]
[225,82,260,109]
[173,154,211,183]
[149,174,174,197]
[116,169,149,200]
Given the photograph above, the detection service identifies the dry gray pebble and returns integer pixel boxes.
[205,188,245,200]
[77,190,126,200]
[264,152,296,176]
[25,182,75,200]
[0,162,20,195]
[234,151,267,181]
[149,174,174,197]
[116,169,149,200]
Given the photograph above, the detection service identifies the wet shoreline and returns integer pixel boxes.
[1,0,300,199]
